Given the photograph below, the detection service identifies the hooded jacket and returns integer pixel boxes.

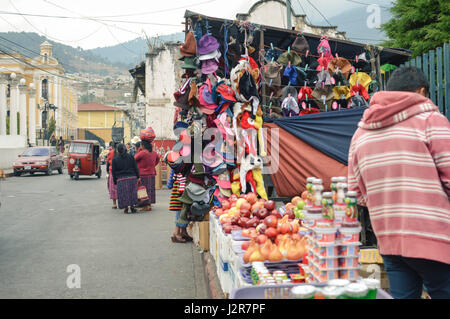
[348,91,450,264]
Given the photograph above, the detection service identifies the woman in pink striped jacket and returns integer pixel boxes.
[348,67,450,299]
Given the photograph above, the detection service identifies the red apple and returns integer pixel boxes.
[246,217,259,228]
[258,208,269,219]
[240,201,251,211]
[285,209,295,220]
[230,216,240,225]
[256,223,267,234]
[265,227,278,239]
[231,225,241,231]
[264,200,276,211]
[215,208,224,217]
[240,209,251,218]
[245,193,257,205]
[256,234,268,245]
[238,217,250,228]
[301,191,308,200]
[270,209,282,219]
[264,215,278,228]
[221,200,231,210]
[279,223,292,234]
[223,223,233,234]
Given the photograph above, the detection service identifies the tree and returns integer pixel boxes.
[47,116,56,140]
[382,0,450,57]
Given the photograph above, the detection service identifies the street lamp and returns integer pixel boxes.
[38,99,57,143]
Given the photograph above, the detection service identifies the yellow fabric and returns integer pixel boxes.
[349,72,372,91]
[333,86,351,100]
[252,169,268,200]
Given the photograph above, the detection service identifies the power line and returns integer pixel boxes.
[87,0,219,18]
[305,0,333,27]
[344,0,391,10]
[295,0,313,26]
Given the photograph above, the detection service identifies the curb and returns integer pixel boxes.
[202,252,225,299]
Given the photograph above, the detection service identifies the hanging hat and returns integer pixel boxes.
[261,61,283,87]
[283,65,298,85]
[214,82,237,104]
[332,71,349,87]
[333,86,351,100]
[281,96,300,116]
[180,32,197,57]
[139,126,155,142]
[328,57,353,80]
[299,108,321,116]
[281,86,298,101]
[198,84,218,115]
[188,81,200,107]
[199,49,220,61]
[173,79,192,110]
[238,71,259,102]
[331,98,349,111]
[350,84,370,101]
[277,51,302,67]
[181,56,199,70]
[298,86,314,100]
[197,34,220,55]
[201,59,219,75]
[173,121,189,136]
[317,35,333,59]
[292,35,310,54]
[312,86,334,111]
[349,72,372,91]
[316,56,332,71]
[264,48,283,63]
[316,70,333,89]
[298,98,318,111]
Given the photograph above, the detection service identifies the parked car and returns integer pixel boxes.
[13,147,64,176]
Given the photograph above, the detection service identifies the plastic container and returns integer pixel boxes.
[333,207,346,228]
[344,282,369,299]
[338,244,360,257]
[328,279,351,288]
[313,227,337,243]
[338,227,362,244]
[321,286,345,299]
[317,245,339,257]
[317,269,340,282]
[363,278,380,299]
[339,257,360,268]
[339,268,360,281]
[316,256,339,269]
[292,285,316,299]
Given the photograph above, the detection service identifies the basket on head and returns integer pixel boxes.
[140,126,155,142]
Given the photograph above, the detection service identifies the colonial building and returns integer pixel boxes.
[77,102,131,145]
[0,41,78,169]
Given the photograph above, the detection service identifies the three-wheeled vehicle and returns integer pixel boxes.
[67,140,102,180]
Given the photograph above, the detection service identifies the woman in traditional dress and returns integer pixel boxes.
[134,140,160,211]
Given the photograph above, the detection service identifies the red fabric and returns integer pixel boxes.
[348,91,450,264]
[107,149,115,173]
[135,150,160,176]
[350,84,370,100]
[264,123,348,197]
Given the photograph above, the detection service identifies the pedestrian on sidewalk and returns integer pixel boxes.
[134,139,160,211]
[106,142,118,209]
[169,170,191,243]
[348,67,450,299]
[58,136,65,154]
[112,143,140,214]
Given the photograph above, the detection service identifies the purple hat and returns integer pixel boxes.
[202,59,219,75]
[197,34,220,55]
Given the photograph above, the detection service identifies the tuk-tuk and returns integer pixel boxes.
[67,140,102,180]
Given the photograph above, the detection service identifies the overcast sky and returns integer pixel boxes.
[0,0,393,50]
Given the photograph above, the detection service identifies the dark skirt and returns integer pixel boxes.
[140,174,156,204]
[108,173,118,200]
[116,176,138,209]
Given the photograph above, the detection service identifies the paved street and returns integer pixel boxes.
[0,166,208,299]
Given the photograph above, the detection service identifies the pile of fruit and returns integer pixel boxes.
[242,235,307,263]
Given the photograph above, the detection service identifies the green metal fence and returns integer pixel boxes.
[400,42,450,120]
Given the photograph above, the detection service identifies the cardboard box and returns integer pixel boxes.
[190,221,210,252]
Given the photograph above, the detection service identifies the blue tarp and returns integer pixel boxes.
[264,108,367,165]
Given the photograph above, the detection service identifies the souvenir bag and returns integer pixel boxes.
[137,182,149,202]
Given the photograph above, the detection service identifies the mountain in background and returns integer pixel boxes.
[88,33,185,68]
[0,31,130,76]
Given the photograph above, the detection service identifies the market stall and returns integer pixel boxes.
[163,10,409,299]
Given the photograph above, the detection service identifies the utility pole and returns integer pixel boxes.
[286,0,292,30]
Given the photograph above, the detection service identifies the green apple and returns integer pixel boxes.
[296,200,306,210]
